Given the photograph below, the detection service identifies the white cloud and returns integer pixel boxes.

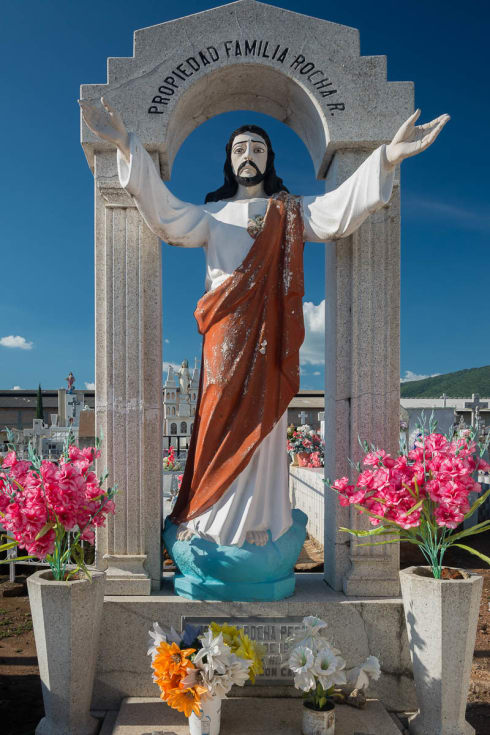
[313,371,321,376]
[163,361,181,374]
[300,301,325,366]
[85,382,95,390]
[164,338,170,344]
[401,370,441,383]
[12,385,22,390]
[0,335,33,350]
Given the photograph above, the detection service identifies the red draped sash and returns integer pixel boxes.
[170,192,305,523]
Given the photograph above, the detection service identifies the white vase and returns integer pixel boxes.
[302,701,335,735]
[399,566,483,735]
[188,695,222,735]
[27,569,105,735]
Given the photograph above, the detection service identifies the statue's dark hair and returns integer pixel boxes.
[204,124,289,203]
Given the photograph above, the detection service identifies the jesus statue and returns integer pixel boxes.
[80,99,448,552]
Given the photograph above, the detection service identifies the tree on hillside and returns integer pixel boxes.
[36,384,44,421]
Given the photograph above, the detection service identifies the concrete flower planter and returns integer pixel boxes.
[27,569,105,735]
[399,566,483,735]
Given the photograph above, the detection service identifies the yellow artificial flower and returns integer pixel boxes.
[210,622,241,650]
[234,630,265,684]
[209,623,265,683]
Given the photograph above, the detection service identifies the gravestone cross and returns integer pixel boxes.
[298,411,308,425]
[465,394,488,427]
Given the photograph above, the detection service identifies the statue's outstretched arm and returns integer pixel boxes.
[385,110,450,166]
[79,97,130,161]
[79,97,208,248]
[303,109,450,243]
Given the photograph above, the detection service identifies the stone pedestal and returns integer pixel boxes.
[93,150,163,594]
[92,576,415,713]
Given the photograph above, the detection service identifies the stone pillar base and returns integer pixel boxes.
[103,554,152,595]
[343,556,400,597]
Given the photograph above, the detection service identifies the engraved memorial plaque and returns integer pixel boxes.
[182,616,304,685]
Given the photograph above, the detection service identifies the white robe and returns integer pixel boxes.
[118,135,395,546]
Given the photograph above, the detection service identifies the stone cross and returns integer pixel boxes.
[464,394,488,427]
[440,392,447,407]
[298,410,308,425]
[69,395,82,418]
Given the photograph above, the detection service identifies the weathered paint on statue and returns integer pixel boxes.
[80,97,448,599]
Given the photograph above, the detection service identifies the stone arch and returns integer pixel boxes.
[163,62,328,177]
[170,423,177,435]
[180,421,187,434]
[81,0,412,178]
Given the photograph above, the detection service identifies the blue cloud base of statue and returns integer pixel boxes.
[163,509,308,601]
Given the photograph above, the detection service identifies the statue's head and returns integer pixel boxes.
[205,124,289,203]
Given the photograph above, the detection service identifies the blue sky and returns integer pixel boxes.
[1,0,489,391]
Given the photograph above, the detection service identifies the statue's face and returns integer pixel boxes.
[230,132,268,186]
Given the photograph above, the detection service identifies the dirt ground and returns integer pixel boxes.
[1,536,488,735]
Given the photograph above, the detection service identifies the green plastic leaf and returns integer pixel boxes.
[450,544,490,566]
[355,538,401,547]
[35,521,56,541]
[406,498,424,516]
[338,525,397,538]
[448,519,490,543]
[0,540,18,552]
[0,555,36,564]
[353,504,401,528]
[464,487,490,520]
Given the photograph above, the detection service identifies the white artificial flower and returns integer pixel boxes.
[181,667,201,689]
[194,630,231,675]
[289,645,314,674]
[293,669,316,692]
[147,621,181,660]
[287,616,331,654]
[228,654,253,687]
[313,647,347,690]
[348,655,381,691]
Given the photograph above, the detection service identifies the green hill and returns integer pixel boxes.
[400,366,490,398]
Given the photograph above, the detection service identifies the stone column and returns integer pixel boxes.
[93,150,162,595]
[324,149,400,596]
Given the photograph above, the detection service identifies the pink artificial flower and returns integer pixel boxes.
[434,505,465,529]
[363,450,387,467]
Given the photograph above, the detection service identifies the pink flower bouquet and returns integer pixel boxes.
[0,435,116,581]
[287,424,324,467]
[328,424,490,578]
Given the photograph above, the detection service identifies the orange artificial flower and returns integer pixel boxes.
[166,684,208,718]
[152,641,196,679]
[153,673,181,699]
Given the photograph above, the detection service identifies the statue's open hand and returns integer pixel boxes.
[78,97,130,162]
[385,109,450,167]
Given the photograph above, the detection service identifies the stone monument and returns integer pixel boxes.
[80,0,447,601]
[76,0,452,713]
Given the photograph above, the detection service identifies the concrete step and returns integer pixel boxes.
[106,696,402,734]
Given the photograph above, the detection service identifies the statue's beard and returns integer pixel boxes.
[234,160,266,187]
